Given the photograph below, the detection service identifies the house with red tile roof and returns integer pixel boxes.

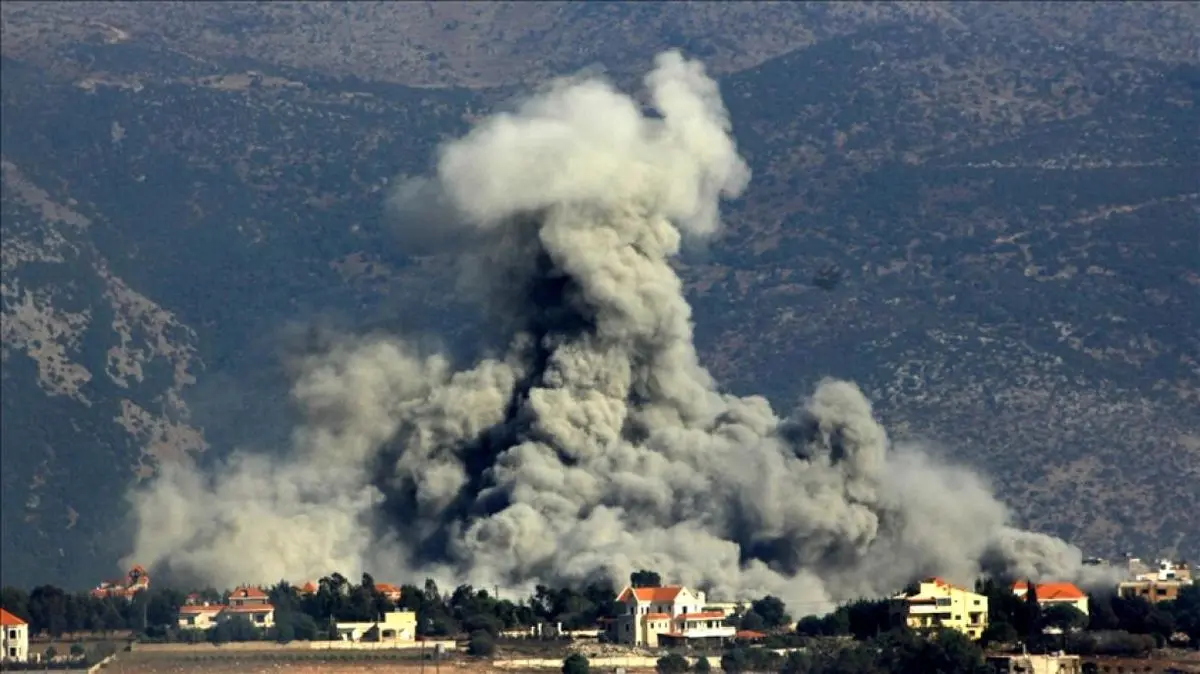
[177,586,275,631]
[1,608,29,663]
[613,585,735,647]
[1012,581,1089,616]
[90,565,150,600]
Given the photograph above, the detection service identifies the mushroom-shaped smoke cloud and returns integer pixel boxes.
[124,51,1112,611]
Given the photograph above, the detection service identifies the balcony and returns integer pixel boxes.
[677,625,736,639]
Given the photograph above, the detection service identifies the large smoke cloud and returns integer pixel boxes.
[124,51,1112,610]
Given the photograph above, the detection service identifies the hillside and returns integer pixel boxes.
[1,1,1197,588]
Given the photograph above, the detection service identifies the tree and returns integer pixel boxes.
[1040,604,1089,633]
[794,615,826,637]
[749,596,790,629]
[630,570,662,588]
[1087,593,1120,631]
[467,630,496,657]
[0,587,30,622]
[1167,585,1200,644]
[878,627,988,674]
[146,588,185,628]
[1022,579,1042,641]
[563,652,590,674]
[719,647,747,674]
[738,610,766,632]
[211,615,260,643]
[44,646,58,662]
[979,621,1019,648]
[27,585,70,636]
[977,578,1029,636]
[694,656,711,674]
[843,599,896,640]
[656,653,690,674]
[69,643,86,658]
[780,651,816,674]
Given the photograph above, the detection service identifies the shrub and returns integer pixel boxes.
[467,630,496,657]
[562,652,590,674]
[656,652,690,674]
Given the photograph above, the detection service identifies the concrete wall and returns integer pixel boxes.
[130,639,456,653]
[495,656,703,669]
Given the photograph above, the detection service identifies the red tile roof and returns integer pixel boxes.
[1012,581,1086,600]
[617,586,684,603]
[230,586,268,599]
[375,583,402,597]
[736,630,767,640]
[0,608,26,626]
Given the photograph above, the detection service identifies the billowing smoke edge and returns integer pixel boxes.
[122,50,1118,613]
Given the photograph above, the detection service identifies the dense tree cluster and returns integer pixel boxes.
[0,572,619,645]
[0,584,186,636]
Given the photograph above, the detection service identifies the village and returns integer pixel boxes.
[1,554,1197,673]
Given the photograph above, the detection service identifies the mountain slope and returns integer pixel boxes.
[1,2,1197,588]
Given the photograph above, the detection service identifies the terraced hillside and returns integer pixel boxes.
[1,1,1197,588]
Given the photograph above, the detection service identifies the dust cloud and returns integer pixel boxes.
[123,51,1114,611]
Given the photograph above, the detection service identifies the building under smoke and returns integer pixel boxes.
[122,51,1113,613]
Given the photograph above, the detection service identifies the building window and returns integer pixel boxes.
[7,629,15,639]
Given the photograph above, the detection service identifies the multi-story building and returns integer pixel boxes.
[1118,579,1190,604]
[1104,556,1194,605]
[892,578,989,640]
[612,585,736,647]
[1012,581,1090,617]
[1,609,28,663]
[177,586,276,631]
[1125,557,1193,583]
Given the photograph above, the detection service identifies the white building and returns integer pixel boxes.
[177,586,276,631]
[1,608,29,663]
[612,585,736,647]
[335,610,417,642]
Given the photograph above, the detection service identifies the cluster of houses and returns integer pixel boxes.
[0,556,1193,665]
[615,556,1195,649]
[177,579,410,640]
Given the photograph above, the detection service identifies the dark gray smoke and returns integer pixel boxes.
[124,51,1115,611]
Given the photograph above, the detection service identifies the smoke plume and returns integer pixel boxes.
[124,51,1112,610]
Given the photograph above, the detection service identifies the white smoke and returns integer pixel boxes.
[124,51,1112,612]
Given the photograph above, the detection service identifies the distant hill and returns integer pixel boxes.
[1,1,1197,588]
